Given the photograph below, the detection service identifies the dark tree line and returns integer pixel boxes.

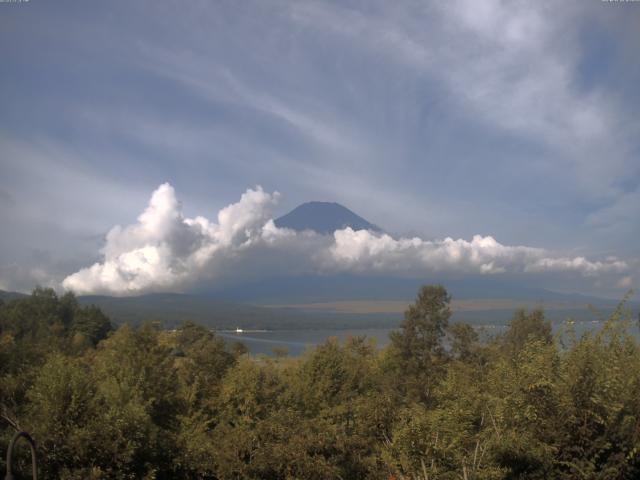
[1,286,639,479]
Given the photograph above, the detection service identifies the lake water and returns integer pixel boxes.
[217,328,393,356]
[216,320,637,356]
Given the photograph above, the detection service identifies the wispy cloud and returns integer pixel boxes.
[139,45,369,159]
[288,0,637,197]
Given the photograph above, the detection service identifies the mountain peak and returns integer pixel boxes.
[274,201,382,235]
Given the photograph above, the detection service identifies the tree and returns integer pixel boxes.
[502,308,552,355]
[25,354,99,479]
[448,322,479,362]
[387,284,452,403]
[71,305,112,346]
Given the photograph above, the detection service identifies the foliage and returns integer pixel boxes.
[387,284,451,404]
[1,286,640,479]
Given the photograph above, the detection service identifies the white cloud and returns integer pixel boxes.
[331,230,537,275]
[289,0,635,197]
[62,183,633,295]
[524,256,628,276]
[617,275,634,290]
[63,183,280,295]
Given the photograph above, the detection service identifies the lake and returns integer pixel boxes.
[216,319,637,356]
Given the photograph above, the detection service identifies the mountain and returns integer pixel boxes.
[274,201,382,235]
[0,289,28,302]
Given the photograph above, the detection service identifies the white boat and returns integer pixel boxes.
[235,327,244,333]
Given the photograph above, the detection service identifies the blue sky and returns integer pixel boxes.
[1,0,639,296]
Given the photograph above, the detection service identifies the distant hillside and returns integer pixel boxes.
[201,275,627,306]
[4,286,635,332]
[77,293,398,330]
[274,201,381,234]
[0,289,28,302]
[70,291,638,330]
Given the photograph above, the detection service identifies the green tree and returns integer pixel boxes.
[387,285,452,403]
[554,304,640,479]
[502,308,552,354]
[25,354,99,479]
[71,304,112,346]
[448,322,479,362]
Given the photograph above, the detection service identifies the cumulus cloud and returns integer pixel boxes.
[524,256,628,276]
[330,230,539,275]
[63,184,281,295]
[63,184,633,295]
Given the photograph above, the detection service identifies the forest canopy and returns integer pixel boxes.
[1,286,639,479]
